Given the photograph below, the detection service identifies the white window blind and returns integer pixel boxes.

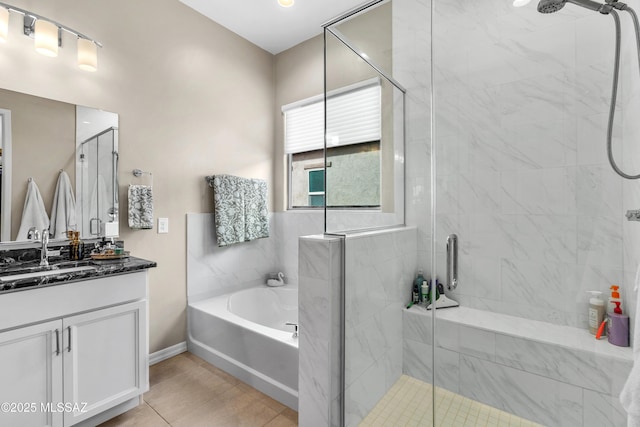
[283,79,381,154]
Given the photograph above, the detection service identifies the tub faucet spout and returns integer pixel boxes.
[285,322,298,338]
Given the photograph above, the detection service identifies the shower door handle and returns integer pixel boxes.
[446,234,458,290]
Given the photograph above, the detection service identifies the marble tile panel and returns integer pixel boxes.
[576,112,622,167]
[299,275,333,343]
[467,214,522,259]
[458,324,496,362]
[404,338,460,394]
[501,258,568,312]
[577,215,623,268]
[576,165,623,218]
[403,307,433,344]
[513,214,577,264]
[497,73,574,127]
[573,59,617,116]
[298,334,330,427]
[458,171,502,215]
[516,167,577,215]
[494,334,616,394]
[583,389,628,427]
[459,355,583,426]
[470,255,502,300]
[344,357,387,427]
[298,237,333,280]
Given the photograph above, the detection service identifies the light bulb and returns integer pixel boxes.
[34,19,58,57]
[0,8,8,43]
[77,38,97,72]
[278,0,294,7]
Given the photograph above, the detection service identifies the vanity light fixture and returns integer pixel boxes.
[278,0,295,7]
[34,19,58,57]
[0,1,102,71]
[0,7,8,43]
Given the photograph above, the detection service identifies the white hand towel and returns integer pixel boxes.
[16,179,49,241]
[50,171,77,239]
[621,263,640,425]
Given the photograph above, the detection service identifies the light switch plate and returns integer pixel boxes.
[158,217,169,234]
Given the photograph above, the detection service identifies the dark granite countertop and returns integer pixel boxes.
[0,256,156,294]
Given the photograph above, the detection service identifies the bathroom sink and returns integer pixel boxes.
[0,265,97,282]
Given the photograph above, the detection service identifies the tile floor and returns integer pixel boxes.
[360,375,544,427]
[100,353,542,427]
[99,352,298,427]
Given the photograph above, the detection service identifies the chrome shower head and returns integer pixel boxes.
[537,0,610,13]
[537,0,566,13]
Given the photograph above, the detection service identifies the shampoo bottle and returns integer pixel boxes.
[414,270,425,303]
[587,291,605,335]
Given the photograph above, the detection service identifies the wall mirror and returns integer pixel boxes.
[0,88,119,243]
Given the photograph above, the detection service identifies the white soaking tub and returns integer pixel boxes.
[187,285,299,409]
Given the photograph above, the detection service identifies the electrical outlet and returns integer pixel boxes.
[158,217,169,234]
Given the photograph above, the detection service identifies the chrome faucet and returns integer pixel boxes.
[40,228,50,267]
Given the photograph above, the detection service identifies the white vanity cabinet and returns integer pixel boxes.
[0,270,149,427]
[0,320,64,427]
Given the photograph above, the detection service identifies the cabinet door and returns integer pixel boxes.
[0,320,63,427]
[62,300,147,426]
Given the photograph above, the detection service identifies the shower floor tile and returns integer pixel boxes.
[359,375,544,427]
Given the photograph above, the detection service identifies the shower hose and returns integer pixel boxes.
[608,7,640,179]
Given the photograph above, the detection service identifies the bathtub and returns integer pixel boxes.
[187,285,299,410]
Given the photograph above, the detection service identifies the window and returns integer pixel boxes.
[307,169,324,207]
[283,79,381,209]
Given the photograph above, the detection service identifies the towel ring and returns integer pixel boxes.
[132,169,153,187]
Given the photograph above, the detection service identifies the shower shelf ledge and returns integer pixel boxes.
[408,305,633,362]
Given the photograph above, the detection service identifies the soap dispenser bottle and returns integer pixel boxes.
[607,301,630,347]
[607,285,622,315]
[587,291,605,335]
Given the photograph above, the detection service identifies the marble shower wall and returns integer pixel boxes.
[186,212,322,302]
[430,0,640,329]
[297,227,417,427]
[344,227,417,426]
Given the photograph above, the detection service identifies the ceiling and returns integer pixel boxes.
[179,0,369,55]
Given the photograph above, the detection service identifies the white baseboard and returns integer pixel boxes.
[149,341,187,365]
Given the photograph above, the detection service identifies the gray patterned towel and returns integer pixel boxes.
[245,178,269,242]
[212,175,269,246]
[128,184,153,229]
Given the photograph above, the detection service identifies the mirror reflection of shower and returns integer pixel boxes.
[537,0,640,179]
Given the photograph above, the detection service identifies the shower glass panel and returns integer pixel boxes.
[324,0,405,234]
[432,0,635,425]
[325,2,428,427]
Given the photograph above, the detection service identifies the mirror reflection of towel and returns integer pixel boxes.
[50,171,77,239]
[16,179,49,240]
[128,184,153,229]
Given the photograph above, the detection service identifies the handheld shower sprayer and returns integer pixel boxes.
[537,0,613,14]
[537,0,640,179]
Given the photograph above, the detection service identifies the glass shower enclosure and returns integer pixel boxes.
[76,106,119,239]
[322,0,635,425]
